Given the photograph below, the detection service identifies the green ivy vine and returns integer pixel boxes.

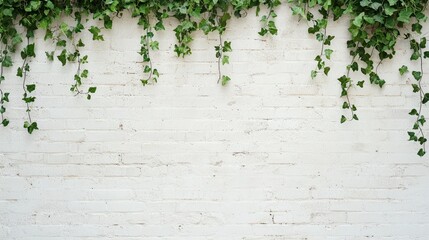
[0,0,428,156]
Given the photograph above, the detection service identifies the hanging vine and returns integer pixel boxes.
[0,0,428,156]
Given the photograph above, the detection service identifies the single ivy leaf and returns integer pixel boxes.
[104,16,113,29]
[352,13,365,27]
[2,119,9,127]
[45,51,54,61]
[2,8,13,16]
[16,67,23,77]
[26,44,36,58]
[323,67,330,75]
[77,39,85,47]
[88,26,104,41]
[387,0,398,6]
[419,116,426,126]
[384,6,396,16]
[412,23,423,34]
[340,115,347,123]
[418,148,426,157]
[81,69,89,78]
[2,93,10,102]
[408,131,416,140]
[154,21,165,31]
[409,109,418,116]
[291,6,305,17]
[23,96,36,103]
[399,65,408,75]
[2,55,13,67]
[398,8,413,23]
[357,81,364,88]
[311,70,317,79]
[422,93,429,104]
[222,55,229,65]
[324,49,333,59]
[56,40,67,47]
[223,41,232,52]
[26,84,36,93]
[221,75,231,86]
[57,50,67,66]
[88,87,97,93]
[412,71,422,81]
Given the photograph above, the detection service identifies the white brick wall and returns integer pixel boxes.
[1,5,429,239]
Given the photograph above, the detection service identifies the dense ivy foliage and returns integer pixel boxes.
[0,0,428,156]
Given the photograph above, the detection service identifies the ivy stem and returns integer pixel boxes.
[145,27,154,82]
[417,43,426,153]
[74,52,83,96]
[0,43,5,122]
[217,31,223,84]
[345,44,360,120]
[22,37,32,123]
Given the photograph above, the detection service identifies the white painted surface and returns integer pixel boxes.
[1,6,429,239]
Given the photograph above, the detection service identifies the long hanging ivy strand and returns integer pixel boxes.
[0,0,428,156]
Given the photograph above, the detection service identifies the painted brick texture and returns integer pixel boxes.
[1,5,429,239]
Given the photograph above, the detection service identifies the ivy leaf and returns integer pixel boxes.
[399,65,408,75]
[45,51,54,61]
[24,121,38,134]
[418,148,426,157]
[104,16,113,29]
[384,6,396,16]
[408,131,417,141]
[26,84,36,93]
[81,69,89,78]
[352,13,365,27]
[324,49,333,60]
[154,21,165,31]
[2,55,13,67]
[88,26,104,41]
[387,0,398,6]
[340,115,347,123]
[357,81,364,88]
[88,87,97,93]
[221,75,231,86]
[2,8,13,16]
[16,67,23,77]
[412,84,420,93]
[222,55,229,65]
[291,6,305,17]
[56,40,66,47]
[398,9,413,23]
[409,109,418,116]
[2,119,9,127]
[311,70,317,79]
[412,71,422,81]
[57,50,67,66]
[422,93,429,104]
[323,67,330,75]
[223,41,232,52]
[2,93,9,102]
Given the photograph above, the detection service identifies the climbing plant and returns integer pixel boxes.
[0,0,428,156]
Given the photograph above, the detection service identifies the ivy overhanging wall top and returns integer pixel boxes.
[0,0,428,156]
